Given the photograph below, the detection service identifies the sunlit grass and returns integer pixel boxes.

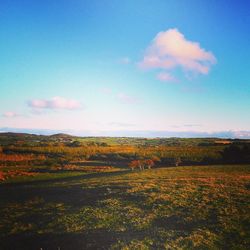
[0,165,249,249]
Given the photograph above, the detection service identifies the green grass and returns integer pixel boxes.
[0,162,121,184]
[1,171,89,184]
[0,165,249,249]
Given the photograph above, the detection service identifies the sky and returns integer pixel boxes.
[0,0,250,138]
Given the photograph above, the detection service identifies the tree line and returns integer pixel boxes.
[1,142,249,168]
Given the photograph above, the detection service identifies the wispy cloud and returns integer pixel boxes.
[183,124,202,128]
[157,72,178,83]
[169,124,202,128]
[2,112,19,118]
[28,97,82,110]
[139,28,216,81]
[100,88,140,105]
[99,87,112,95]
[30,109,47,115]
[117,93,140,104]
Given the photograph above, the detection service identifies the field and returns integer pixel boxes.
[1,164,250,249]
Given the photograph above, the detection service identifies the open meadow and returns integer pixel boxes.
[0,134,250,249]
[1,164,250,249]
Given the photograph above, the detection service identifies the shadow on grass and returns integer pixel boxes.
[1,229,149,250]
[153,213,219,234]
[0,170,131,205]
[0,169,131,187]
[71,160,129,168]
[1,230,119,250]
[153,215,198,231]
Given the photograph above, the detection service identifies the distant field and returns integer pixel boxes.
[0,165,249,249]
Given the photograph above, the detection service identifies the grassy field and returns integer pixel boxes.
[0,165,250,249]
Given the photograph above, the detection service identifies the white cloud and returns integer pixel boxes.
[2,112,19,118]
[139,28,216,81]
[28,96,82,110]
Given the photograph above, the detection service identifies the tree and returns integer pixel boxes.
[128,160,145,170]
[151,155,161,162]
[129,160,140,171]
[69,141,82,147]
[221,144,250,163]
[129,159,155,170]
[144,159,155,169]
[175,157,182,166]
[139,160,144,170]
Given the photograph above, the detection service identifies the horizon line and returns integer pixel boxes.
[1,127,250,139]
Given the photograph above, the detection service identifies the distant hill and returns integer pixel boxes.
[0,132,36,137]
[0,131,249,147]
[50,133,74,138]
[0,132,40,138]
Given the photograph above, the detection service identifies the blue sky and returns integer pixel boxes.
[0,0,250,137]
